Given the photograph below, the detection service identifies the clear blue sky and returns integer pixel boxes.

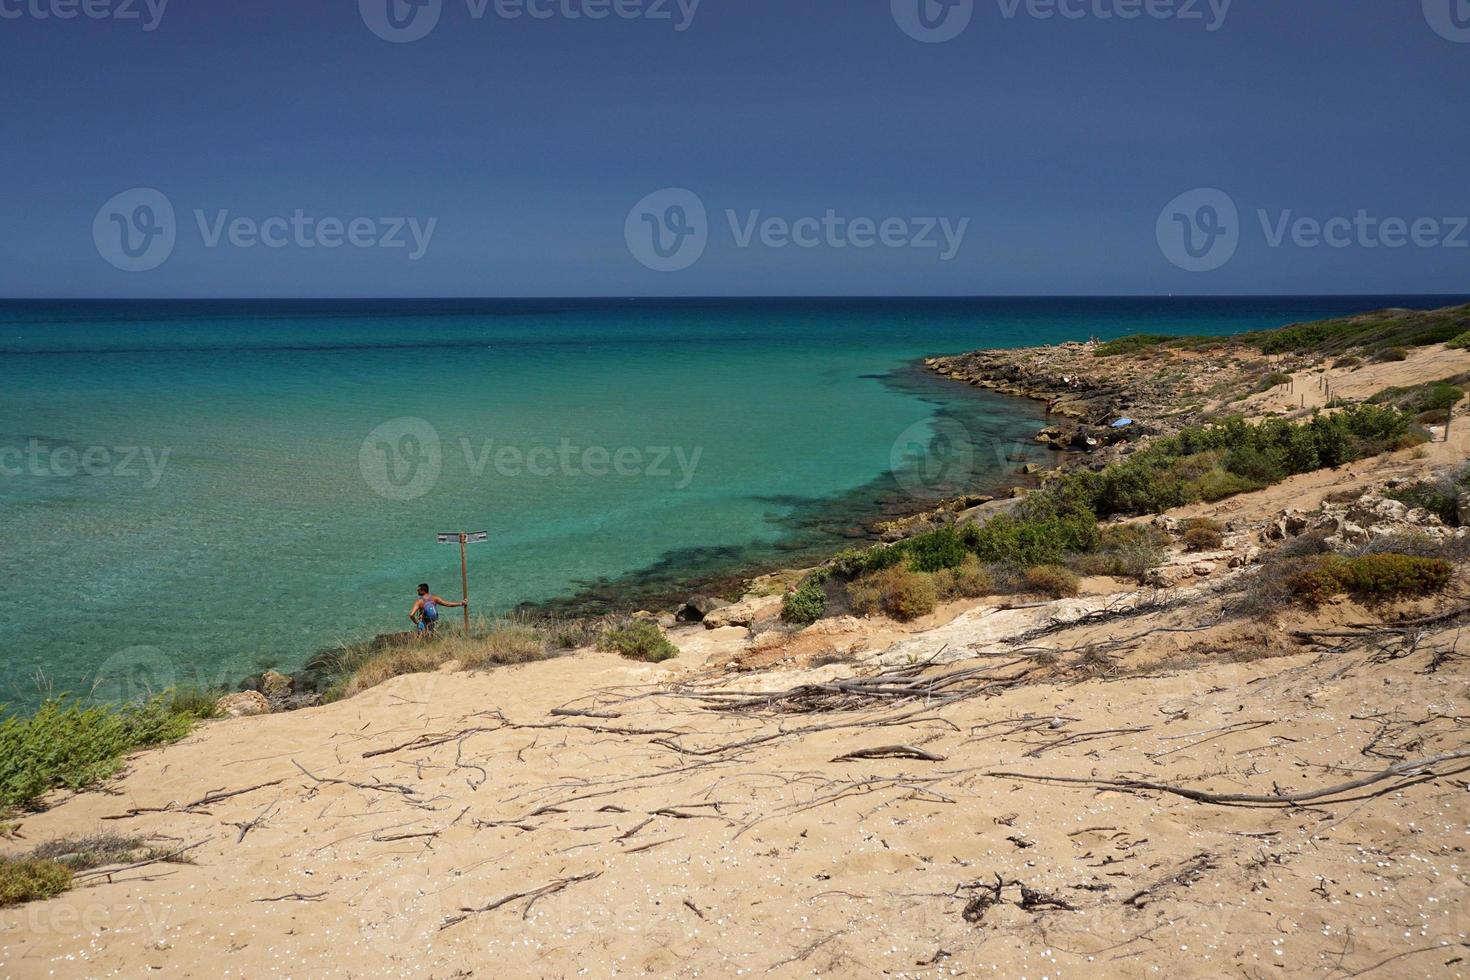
[1,0,1466,297]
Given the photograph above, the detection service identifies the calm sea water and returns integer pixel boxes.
[1,296,1457,704]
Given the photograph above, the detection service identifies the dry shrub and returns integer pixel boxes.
[1024,565,1080,598]
[845,567,938,621]
[460,625,548,667]
[1181,518,1225,552]
[933,559,994,600]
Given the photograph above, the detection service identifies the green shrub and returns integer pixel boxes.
[1094,334,1177,357]
[1243,306,1468,355]
[966,489,1102,567]
[829,543,903,579]
[902,525,972,573]
[597,622,679,663]
[1181,518,1225,552]
[781,579,827,625]
[1333,356,1362,369]
[1371,347,1409,363]
[1066,405,1412,517]
[1449,331,1470,350]
[1370,378,1467,417]
[0,696,205,811]
[1286,554,1452,605]
[1024,565,1081,598]
[0,858,72,907]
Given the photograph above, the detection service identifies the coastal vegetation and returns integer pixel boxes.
[324,618,564,700]
[0,857,71,907]
[0,693,216,812]
[1,833,192,907]
[818,402,1427,624]
[781,577,828,625]
[1095,303,1470,360]
[1066,403,1417,517]
[1285,553,1454,606]
[597,621,680,663]
[1181,518,1226,552]
[1367,374,1467,424]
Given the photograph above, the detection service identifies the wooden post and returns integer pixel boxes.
[459,533,471,632]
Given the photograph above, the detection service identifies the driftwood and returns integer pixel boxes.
[102,779,286,820]
[293,760,416,797]
[73,841,205,883]
[830,745,946,763]
[550,708,623,720]
[440,871,602,929]
[987,749,1470,807]
[1122,852,1215,908]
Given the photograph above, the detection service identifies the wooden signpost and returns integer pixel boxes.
[438,531,489,631]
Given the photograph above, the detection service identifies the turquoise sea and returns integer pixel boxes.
[1,296,1458,704]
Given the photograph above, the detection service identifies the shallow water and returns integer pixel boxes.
[0,296,1451,704]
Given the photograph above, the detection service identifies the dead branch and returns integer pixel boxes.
[1123,852,1215,908]
[361,725,505,759]
[102,779,286,820]
[830,745,946,763]
[987,749,1470,806]
[293,760,416,797]
[441,871,602,929]
[73,841,206,882]
[550,708,623,719]
[254,892,327,903]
